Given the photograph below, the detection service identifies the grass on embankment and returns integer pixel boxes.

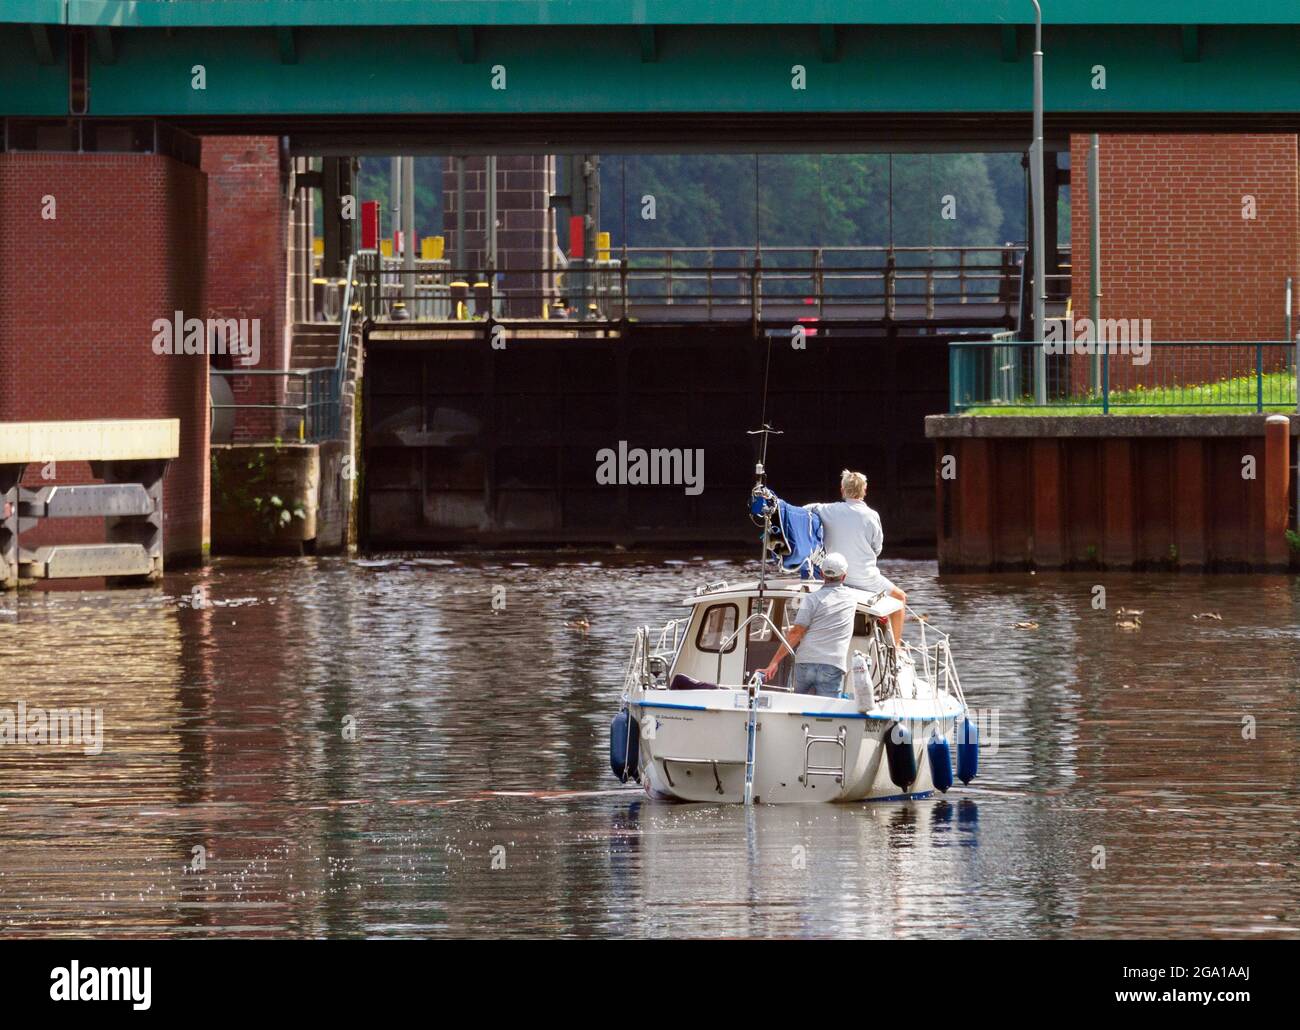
[965,371,1298,416]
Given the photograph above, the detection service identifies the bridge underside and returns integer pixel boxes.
[283,114,1294,156]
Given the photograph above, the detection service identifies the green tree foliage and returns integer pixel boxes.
[316,157,445,238]
[604,153,1026,249]
[345,152,1032,251]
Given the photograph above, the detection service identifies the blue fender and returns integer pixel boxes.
[956,716,979,785]
[610,709,640,783]
[928,732,953,793]
[884,720,918,791]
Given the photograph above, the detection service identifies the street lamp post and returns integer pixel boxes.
[1031,1,1047,404]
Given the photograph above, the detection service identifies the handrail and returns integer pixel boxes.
[353,241,1034,324]
[334,252,358,402]
[210,367,337,442]
[716,610,797,686]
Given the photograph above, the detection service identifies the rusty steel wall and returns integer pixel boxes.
[930,417,1296,572]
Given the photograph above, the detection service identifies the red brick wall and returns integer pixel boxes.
[1071,134,1298,343]
[201,137,289,441]
[0,152,209,563]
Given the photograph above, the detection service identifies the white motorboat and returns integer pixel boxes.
[610,577,978,804]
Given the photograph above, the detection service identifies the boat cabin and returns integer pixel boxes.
[663,579,902,692]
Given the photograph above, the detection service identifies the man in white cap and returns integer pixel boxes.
[760,552,856,698]
[805,469,906,647]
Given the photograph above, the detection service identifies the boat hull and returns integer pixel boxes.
[632,689,963,804]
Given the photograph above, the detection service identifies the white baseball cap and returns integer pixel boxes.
[821,552,848,579]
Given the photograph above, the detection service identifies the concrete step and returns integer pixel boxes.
[290,324,362,371]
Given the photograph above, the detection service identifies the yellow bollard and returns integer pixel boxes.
[450,281,468,320]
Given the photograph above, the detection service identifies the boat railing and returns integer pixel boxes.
[623,628,648,694]
[650,616,690,659]
[625,616,691,692]
[900,609,966,708]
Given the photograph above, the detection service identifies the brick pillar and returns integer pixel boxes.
[201,137,290,441]
[0,152,209,564]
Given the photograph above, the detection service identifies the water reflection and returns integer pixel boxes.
[0,556,1296,937]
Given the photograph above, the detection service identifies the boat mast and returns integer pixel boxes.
[748,423,782,594]
[748,329,781,595]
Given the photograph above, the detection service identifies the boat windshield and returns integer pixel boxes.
[743,595,803,688]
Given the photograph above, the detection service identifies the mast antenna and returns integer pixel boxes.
[748,330,782,589]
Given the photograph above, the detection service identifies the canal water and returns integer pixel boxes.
[1,555,1297,938]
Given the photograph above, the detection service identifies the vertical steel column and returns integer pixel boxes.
[1030,2,1047,405]
[402,156,415,311]
[455,156,467,272]
[389,156,401,248]
[485,155,498,317]
[1090,134,1103,393]
[1285,277,1295,412]
[388,156,403,318]
[486,155,498,271]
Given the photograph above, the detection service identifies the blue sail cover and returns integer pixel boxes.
[751,489,823,577]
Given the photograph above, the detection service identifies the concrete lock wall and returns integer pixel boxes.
[211,441,350,554]
[927,415,1296,572]
[0,151,209,564]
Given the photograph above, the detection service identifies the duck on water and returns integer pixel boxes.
[609,462,980,806]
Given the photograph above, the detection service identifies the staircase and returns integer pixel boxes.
[288,321,363,436]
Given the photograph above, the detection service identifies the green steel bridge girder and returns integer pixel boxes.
[2,16,1299,120]
[19,3,1300,29]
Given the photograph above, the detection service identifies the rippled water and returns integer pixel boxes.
[1,555,1297,938]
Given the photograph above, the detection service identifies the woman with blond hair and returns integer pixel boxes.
[804,469,907,648]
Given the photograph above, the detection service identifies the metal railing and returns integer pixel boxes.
[624,616,691,692]
[356,244,1028,325]
[210,366,340,442]
[950,339,1300,414]
[333,253,358,411]
[212,254,357,444]
[622,245,1023,317]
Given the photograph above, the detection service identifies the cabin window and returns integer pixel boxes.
[748,598,776,641]
[782,596,804,633]
[695,603,739,653]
